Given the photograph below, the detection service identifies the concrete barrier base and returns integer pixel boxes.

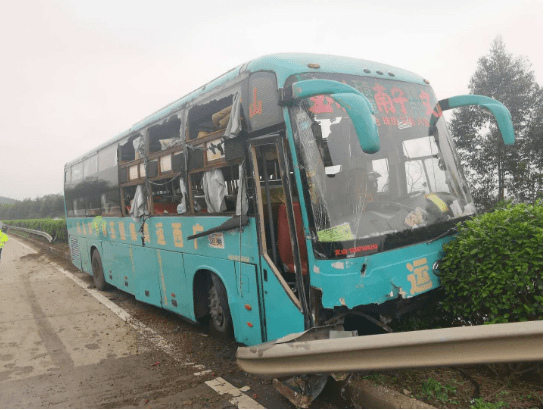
[346,378,434,409]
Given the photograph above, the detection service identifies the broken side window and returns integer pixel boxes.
[202,168,227,213]
[185,89,245,215]
[150,177,181,215]
[129,184,148,221]
[190,166,240,214]
[187,93,240,141]
[148,115,183,154]
[119,134,143,162]
[178,177,188,214]
[224,91,242,139]
[236,163,248,216]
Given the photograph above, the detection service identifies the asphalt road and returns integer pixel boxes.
[0,235,442,409]
[0,238,271,408]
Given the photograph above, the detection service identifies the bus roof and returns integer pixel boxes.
[65,53,426,167]
[246,53,424,85]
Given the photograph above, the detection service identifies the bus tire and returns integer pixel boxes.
[91,250,109,291]
[208,274,233,337]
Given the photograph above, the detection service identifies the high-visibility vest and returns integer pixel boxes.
[0,231,8,249]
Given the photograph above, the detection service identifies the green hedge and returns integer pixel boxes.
[438,201,543,325]
[4,219,68,243]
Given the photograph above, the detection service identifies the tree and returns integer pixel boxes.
[450,37,543,210]
[0,193,66,220]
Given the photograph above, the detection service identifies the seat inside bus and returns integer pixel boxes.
[257,146,308,278]
[188,95,234,141]
[277,202,308,276]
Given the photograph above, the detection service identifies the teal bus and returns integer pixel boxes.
[64,53,514,346]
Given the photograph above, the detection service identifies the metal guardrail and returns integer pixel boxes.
[7,225,54,243]
[237,320,543,377]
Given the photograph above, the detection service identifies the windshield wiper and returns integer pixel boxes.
[427,226,457,244]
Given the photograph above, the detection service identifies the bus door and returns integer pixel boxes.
[248,135,310,341]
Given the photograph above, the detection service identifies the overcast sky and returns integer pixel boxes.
[0,0,542,201]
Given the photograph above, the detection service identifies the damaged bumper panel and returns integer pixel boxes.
[236,320,543,378]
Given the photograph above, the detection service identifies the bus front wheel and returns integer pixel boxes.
[91,250,109,291]
[208,275,233,337]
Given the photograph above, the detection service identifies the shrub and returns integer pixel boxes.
[4,218,68,243]
[438,201,543,325]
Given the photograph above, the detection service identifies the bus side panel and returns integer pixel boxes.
[78,236,92,274]
[156,249,189,317]
[68,234,82,270]
[183,254,263,346]
[132,246,163,309]
[260,258,305,342]
[101,241,136,295]
[237,263,264,345]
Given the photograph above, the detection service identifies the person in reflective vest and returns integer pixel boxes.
[0,225,8,265]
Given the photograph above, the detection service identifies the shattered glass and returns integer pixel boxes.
[289,76,475,257]
[177,177,187,214]
[236,163,248,216]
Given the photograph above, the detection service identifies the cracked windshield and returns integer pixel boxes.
[290,75,475,252]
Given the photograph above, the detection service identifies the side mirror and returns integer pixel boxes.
[438,95,515,145]
[283,80,380,154]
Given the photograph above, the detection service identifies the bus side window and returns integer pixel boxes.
[185,88,245,215]
[119,135,143,162]
[151,178,180,215]
[148,116,182,154]
[189,166,239,214]
[187,95,233,141]
[73,197,86,217]
[120,186,137,215]
[65,197,75,217]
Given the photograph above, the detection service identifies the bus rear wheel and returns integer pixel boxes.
[91,250,109,291]
[208,275,233,337]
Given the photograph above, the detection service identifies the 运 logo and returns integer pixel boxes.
[406,258,433,295]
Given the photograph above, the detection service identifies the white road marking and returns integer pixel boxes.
[194,370,213,376]
[206,377,265,409]
[14,239,264,409]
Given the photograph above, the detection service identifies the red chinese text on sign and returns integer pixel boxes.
[391,87,408,115]
[419,91,442,118]
[373,83,396,114]
[309,95,334,114]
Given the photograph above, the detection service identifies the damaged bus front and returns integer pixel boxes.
[280,73,514,333]
[242,67,514,407]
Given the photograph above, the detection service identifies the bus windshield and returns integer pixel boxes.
[289,75,475,258]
